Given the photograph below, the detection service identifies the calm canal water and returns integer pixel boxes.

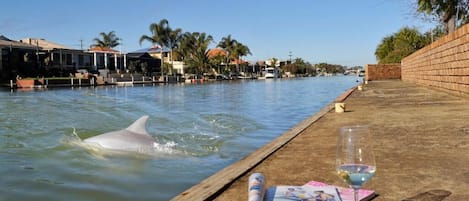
[0,76,358,201]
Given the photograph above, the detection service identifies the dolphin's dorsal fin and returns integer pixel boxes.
[126,115,150,136]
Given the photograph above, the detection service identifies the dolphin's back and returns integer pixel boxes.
[126,115,150,136]
[83,115,156,152]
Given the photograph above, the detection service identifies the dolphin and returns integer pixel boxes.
[83,115,157,153]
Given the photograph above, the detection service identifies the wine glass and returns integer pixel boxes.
[336,125,376,201]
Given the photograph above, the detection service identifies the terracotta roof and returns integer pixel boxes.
[207,48,227,58]
[207,48,247,64]
[88,46,120,53]
[231,58,247,65]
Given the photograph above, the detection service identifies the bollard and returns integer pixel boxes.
[71,78,74,86]
[365,80,368,85]
[335,103,345,113]
[10,80,14,89]
[358,85,363,91]
[79,78,82,86]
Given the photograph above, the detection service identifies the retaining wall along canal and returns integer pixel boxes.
[401,23,469,94]
[365,63,401,81]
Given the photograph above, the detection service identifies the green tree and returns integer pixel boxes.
[315,63,345,74]
[417,0,469,33]
[290,58,309,74]
[375,27,430,63]
[293,58,303,74]
[269,58,278,67]
[92,31,121,48]
[375,35,395,63]
[217,35,237,72]
[140,19,179,76]
[167,28,182,75]
[209,54,226,74]
[176,32,194,62]
[232,41,251,73]
[179,32,213,75]
[423,24,446,43]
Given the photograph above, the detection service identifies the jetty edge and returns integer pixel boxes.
[170,85,358,201]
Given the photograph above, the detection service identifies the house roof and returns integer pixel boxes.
[88,46,120,53]
[207,48,227,58]
[231,58,247,65]
[0,35,37,49]
[126,52,155,59]
[0,35,11,41]
[129,45,170,54]
[207,48,247,64]
[20,38,73,50]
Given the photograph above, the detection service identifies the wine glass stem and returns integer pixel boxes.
[354,189,359,201]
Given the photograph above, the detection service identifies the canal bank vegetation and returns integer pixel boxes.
[375,0,468,64]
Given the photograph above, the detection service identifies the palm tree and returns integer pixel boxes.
[217,35,237,72]
[375,27,429,63]
[179,32,213,75]
[93,31,121,48]
[176,32,194,62]
[232,41,251,73]
[167,28,182,75]
[139,19,171,77]
[269,58,278,67]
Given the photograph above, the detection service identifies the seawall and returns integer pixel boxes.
[401,23,469,94]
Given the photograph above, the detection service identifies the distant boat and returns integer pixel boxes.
[358,69,365,77]
[264,67,277,79]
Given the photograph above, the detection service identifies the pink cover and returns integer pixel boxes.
[304,181,375,201]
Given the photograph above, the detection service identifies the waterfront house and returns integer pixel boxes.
[129,45,187,75]
[20,38,93,75]
[0,35,38,81]
[135,45,171,62]
[87,46,126,75]
[126,51,161,75]
[207,48,228,74]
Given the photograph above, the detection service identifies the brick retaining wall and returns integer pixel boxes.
[401,24,469,94]
[365,63,401,81]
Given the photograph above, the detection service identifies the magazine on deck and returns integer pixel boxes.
[305,181,376,201]
[247,173,376,201]
[264,184,342,201]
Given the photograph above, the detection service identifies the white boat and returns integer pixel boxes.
[358,69,365,77]
[264,67,277,79]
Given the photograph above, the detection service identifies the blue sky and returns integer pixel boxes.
[0,0,434,66]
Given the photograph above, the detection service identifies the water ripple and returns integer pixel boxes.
[0,76,358,201]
